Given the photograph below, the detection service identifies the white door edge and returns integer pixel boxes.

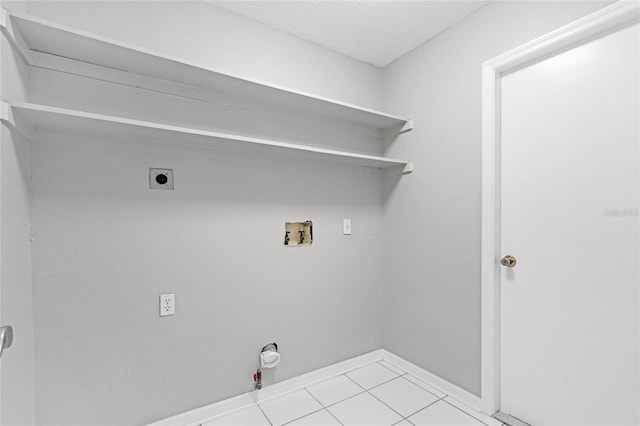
[479,0,640,416]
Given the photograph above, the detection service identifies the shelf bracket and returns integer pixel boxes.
[382,119,414,144]
[403,162,415,174]
[399,119,414,134]
[0,9,33,66]
[0,101,12,124]
[384,161,414,176]
[0,102,32,141]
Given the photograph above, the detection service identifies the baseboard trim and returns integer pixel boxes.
[147,350,384,426]
[380,350,483,412]
[148,349,483,425]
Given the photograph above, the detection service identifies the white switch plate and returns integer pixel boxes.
[343,218,352,235]
[160,293,175,316]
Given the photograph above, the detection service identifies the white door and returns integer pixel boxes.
[499,22,639,426]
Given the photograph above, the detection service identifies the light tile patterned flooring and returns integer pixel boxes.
[203,361,505,426]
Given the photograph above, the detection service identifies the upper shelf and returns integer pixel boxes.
[0,9,413,135]
[1,102,413,172]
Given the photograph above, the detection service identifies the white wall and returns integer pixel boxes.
[382,1,612,397]
[31,133,384,425]
[23,1,386,424]
[0,1,35,425]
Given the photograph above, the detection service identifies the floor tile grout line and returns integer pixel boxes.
[272,389,326,426]
[341,371,448,421]
[339,360,384,377]
[405,374,448,396]
[378,359,447,399]
[309,382,405,425]
[310,375,426,420]
[307,373,367,406]
[257,404,274,426]
[404,399,449,423]
[325,408,344,426]
[377,360,406,376]
[212,367,492,426]
[397,375,444,400]
[454,400,502,426]
[322,388,369,409]
[279,406,328,426]
[343,360,401,382]
[400,397,442,422]
[303,387,325,407]
[441,398,491,426]
[220,365,489,426]
[361,374,402,392]
[378,359,411,376]
[347,372,402,393]
[343,373,369,391]
[306,373,369,409]
[364,387,407,420]
[261,361,380,414]
[303,379,373,417]
[396,416,417,426]
[402,375,447,398]
[301,388,344,426]
[344,366,442,422]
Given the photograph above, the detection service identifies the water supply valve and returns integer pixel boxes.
[254,368,262,390]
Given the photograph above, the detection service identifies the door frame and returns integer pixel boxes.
[480,1,640,416]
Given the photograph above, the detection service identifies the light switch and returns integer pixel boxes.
[343,219,352,235]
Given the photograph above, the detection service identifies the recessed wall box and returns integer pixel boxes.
[149,168,174,190]
[284,221,313,246]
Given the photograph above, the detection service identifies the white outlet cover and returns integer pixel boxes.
[160,293,175,317]
[149,168,174,190]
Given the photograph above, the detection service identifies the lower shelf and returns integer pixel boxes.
[1,102,413,173]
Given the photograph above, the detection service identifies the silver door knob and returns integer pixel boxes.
[500,255,517,267]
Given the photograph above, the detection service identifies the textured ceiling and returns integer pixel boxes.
[209,1,487,68]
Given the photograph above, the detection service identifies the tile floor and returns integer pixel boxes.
[202,361,505,426]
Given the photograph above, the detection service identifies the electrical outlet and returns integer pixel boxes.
[149,168,174,190]
[159,293,175,317]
